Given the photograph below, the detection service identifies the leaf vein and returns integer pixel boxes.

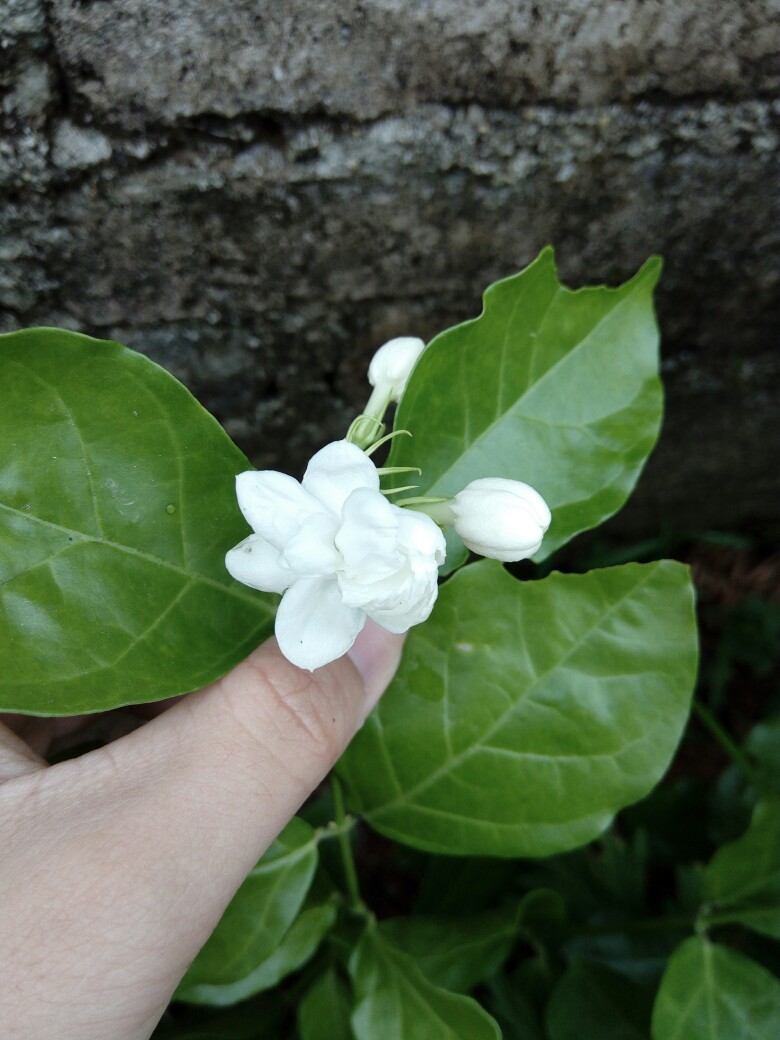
[0,501,272,612]
[368,566,658,819]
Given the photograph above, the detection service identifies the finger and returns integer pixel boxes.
[0,722,47,782]
[0,699,181,771]
[0,712,88,761]
[0,622,403,1039]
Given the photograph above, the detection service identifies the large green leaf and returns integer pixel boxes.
[388,248,662,566]
[651,937,780,1040]
[703,797,780,939]
[176,818,319,1006]
[545,962,653,1040]
[349,926,501,1040]
[338,559,697,857]
[0,327,274,714]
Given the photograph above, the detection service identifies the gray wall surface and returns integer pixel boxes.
[2,0,779,539]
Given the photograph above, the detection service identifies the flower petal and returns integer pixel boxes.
[365,570,440,633]
[283,513,342,576]
[367,336,426,400]
[225,534,293,593]
[302,440,380,517]
[336,487,400,573]
[275,576,366,671]
[236,470,322,549]
[396,507,447,566]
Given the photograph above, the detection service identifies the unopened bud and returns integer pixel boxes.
[367,336,426,403]
[450,477,551,562]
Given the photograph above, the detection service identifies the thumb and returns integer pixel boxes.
[1,621,403,1040]
[97,616,402,866]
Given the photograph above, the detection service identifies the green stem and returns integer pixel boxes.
[396,497,453,518]
[691,699,764,790]
[316,817,356,844]
[331,775,363,912]
[347,386,394,449]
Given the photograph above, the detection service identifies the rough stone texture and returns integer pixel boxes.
[1,0,779,538]
[50,1,780,126]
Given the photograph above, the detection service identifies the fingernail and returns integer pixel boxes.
[347,620,406,721]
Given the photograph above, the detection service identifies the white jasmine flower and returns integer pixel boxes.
[225,440,446,670]
[448,477,551,562]
[367,336,426,403]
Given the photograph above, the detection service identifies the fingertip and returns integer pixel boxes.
[347,619,405,720]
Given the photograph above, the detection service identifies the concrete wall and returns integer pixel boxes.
[2,1,778,537]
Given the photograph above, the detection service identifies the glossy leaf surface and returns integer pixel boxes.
[651,937,780,1040]
[176,818,319,1005]
[388,248,663,566]
[0,328,274,714]
[704,797,780,939]
[338,559,697,857]
[349,926,501,1040]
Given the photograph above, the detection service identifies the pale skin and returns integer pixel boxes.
[0,621,404,1040]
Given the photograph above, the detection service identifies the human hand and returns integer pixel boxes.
[0,621,403,1040]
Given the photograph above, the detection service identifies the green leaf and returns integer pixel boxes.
[0,328,274,714]
[298,968,355,1040]
[523,835,682,986]
[338,559,697,857]
[545,963,652,1040]
[176,818,319,1006]
[349,926,501,1040]
[379,909,516,993]
[187,902,336,1007]
[704,797,780,939]
[745,713,780,792]
[651,937,780,1040]
[380,889,563,993]
[388,248,663,566]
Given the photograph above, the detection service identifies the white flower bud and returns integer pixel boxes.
[450,477,551,562]
[367,336,426,403]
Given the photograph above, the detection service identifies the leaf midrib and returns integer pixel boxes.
[0,501,267,610]
[366,565,660,821]
[420,279,649,497]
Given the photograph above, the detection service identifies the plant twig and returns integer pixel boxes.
[331,775,364,912]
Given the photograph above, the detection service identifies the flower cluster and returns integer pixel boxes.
[226,441,445,670]
[226,337,550,670]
